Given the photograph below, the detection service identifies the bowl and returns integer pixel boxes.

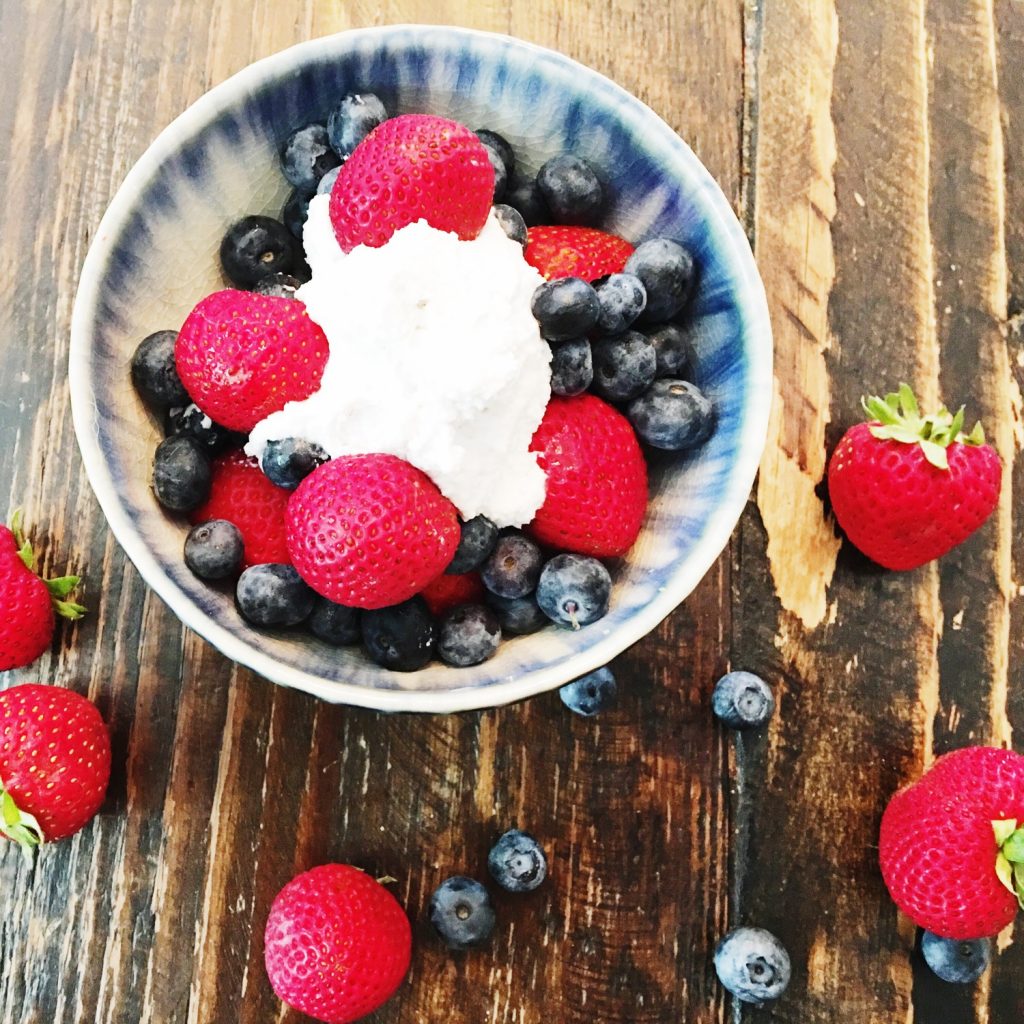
[69,25,772,713]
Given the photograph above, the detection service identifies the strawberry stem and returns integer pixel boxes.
[993,819,1024,910]
[8,510,86,620]
[0,782,44,864]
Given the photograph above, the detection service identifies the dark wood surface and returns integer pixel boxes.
[1,1,1022,1021]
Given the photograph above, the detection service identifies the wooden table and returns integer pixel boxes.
[2,1,1022,1021]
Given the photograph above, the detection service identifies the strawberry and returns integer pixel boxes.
[329,114,494,252]
[528,394,648,557]
[0,512,85,671]
[175,290,329,432]
[286,455,459,610]
[191,451,290,569]
[420,571,484,617]
[828,385,1001,570]
[0,683,110,856]
[264,863,411,1024]
[524,225,634,281]
[879,746,1024,940]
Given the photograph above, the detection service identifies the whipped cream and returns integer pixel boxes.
[246,196,551,527]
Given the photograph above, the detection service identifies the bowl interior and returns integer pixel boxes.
[70,26,772,712]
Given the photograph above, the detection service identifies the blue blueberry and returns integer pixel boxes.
[645,322,693,378]
[595,273,647,334]
[152,436,212,512]
[627,379,713,450]
[280,123,340,194]
[219,215,297,289]
[481,532,544,599]
[253,273,303,299]
[492,204,528,246]
[505,177,550,227]
[625,238,696,322]
[531,277,600,342]
[360,596,436,671]
[474,129,516,179]
[326,93,387,158]
[260,437,329,490]
[132,331,190,410]
[536,154,604,225]
[184,519,244,581]
[488,829,547,893]
[281,189,311,240]
[308,596,361,646]
[536,554,612,630]
[236,564,315,627]
[438,604,501,667]
[712,671,775,729]
[164,403,245,455]
[475,135,509,201]
[591,330,657,402]
[485,593,549,636]
[429,876,496,950]
[921,931,992,984]
[559,667,617,716]
[316,165,341,196]
[714,927,791,1005]
[550,338,593,397]
[446,515,499,575]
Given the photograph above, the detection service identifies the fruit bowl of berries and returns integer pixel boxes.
[69,25,772,712]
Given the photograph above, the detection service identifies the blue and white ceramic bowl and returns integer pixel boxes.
[70,26,772,713]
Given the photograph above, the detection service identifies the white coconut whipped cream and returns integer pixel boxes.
[245,195,551,527]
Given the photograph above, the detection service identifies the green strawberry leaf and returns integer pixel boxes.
[993,819,1019,845]
[996,852,1015,896]
[966,421,986,445]
[1001,827,1024,864]
[53,599,87,621]
[45,575,80,599]
[897,382,920,419]
[919,439,949,470]
[1014,862,1024,908]
[0,785,44,865]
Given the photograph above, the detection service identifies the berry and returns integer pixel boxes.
[286,455,458,609]
[164,403,245,454]
[529,395,647,557]
[420,572,485,618]
[308,596,361,646]
[550,338,593,397]
[260,437,329,490]
[921,931,992,984]
[437,604,501,666]
[646,322,693,377]
[219,215,297,289]
[505,178,550,227]
[624,238,696,322]
[236,564,314,627]
[559,667,617,716]
[183,519,244,580]
[525,225,633,281]
[595,273,647,333]
[429,876,496,949]
[536,553,612,629]
[714,928,792,1005]
[488,829,548,892]
[264,864,411,1024]
[492,203,528,246]
[326,92,388,159]
[254,273,303,299]
[591,330,657,402]
[360,596,436,672]
[475,134,509,201]
[280,123,341,194]
[711,671,775,729]
[329,114,494,252]
[446,515,499,575]
[131,330,189,410]
[0,684,110,852]
[879,746,1024,939]
[536,154,604,225]
[152,435,212,512]
[480,531,543,599]
[282,189,311,239]
[474,129,516,181]
[627,379,714,450]
[530,277,600,341]
[486,593,548,636]
[316,165,341,196]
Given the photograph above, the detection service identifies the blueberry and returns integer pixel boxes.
[280,123,341,194]
[253,273,303,299]
[505,177,550,227]
[488,829,547,893]
[921,931,992,984]
[536,154,604,225]
[485,593,549,636]
[550,338,593,397]
[714,928,791,1005]
[645,322,694,378]
[260,438,329,490]
[438,604,501,667]
[446,515,499,575]
[308,596,361,646]
[712,671,775,729]
[625,238,696,322]
[152,435,212,512]
[531,278,600,342]
[219,215,297,289]
[360,596,436,671]
[492,204,528,246]
[282,189,311,240]
[475,137,509,201]
[326,93,387,158]
[559,667,617,716]
[316,165,341,196]
[595,273,647,334]
[184,519,244,580]
[481,532,544,599]
[132,331,190,410]
[591,330,657,402]
[536,554,612,629]
[236,563,315,627]
[474,129,516,179]
[164,403,245,455]
[627,379,713,450]
[429,876,496,949]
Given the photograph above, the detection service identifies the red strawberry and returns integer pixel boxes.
[286,455,459,610]
[420,571,485,617]
[828,385,1001,570]
[264,863,411,1024]
[879,746,1024,940]
[191,451,290,569]
[0,512,85,671]
[175,290,329,432]
[0,684,111,855]
[524,225,634,281]
[329,114,494,252]
[528,394,648,557]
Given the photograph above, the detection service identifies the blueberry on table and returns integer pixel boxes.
[315,165,341,196]
[360,596,436,671]
[438,604,501,667]
[429,877,496,949]
[474,129,516,179]
[486,593,549,636]
[645,322,693,378]
[505,177,550,227]
[536,554,612,629]
[536,154,604,226]
[481,532,544,599]
[591,330,657,402]
[488,829,548,893]
[446,515,499,575]
[595,273,647,334]
[308,596,361,646]
[236,563,315,627]
[625,238,696,322]
[280,123,341,194]
[627,379,713,450]
[559,666,617,716]
[164,403,245,455]
[531,277,600,342]
[219,215,298,289]
[711,671,775,729]
[921,931,992,984]
[281,189,311,240]
[260,438,329,490]
[184,519,243,581]
[492,204,528,246]
[327,92,387,158]
[253,273,303,299]
[131,330,190,410]
[152,435,212,512]
[713,927,791,1005]
[550,337,593,397]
